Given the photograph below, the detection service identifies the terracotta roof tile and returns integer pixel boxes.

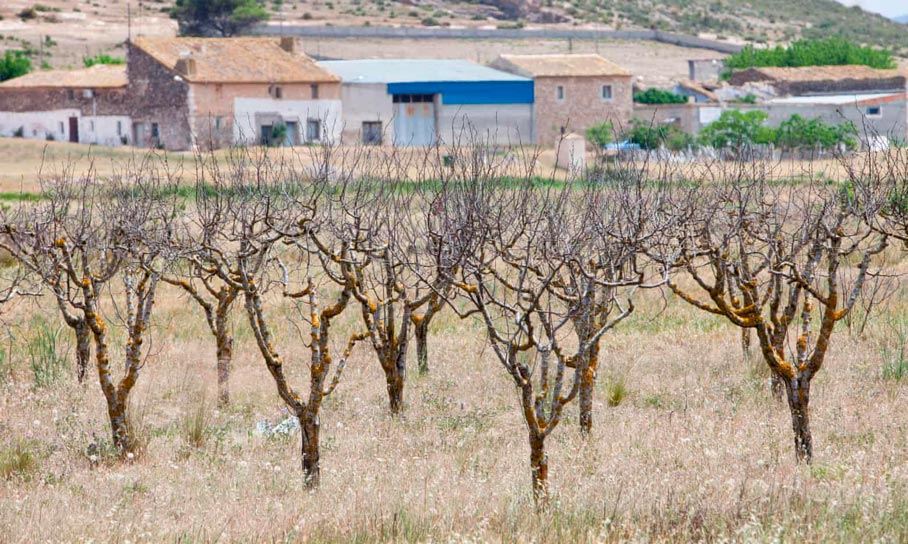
[131,37,340,84]
[739,65,904,83]
[0,64,127,89]
[494,54,631,77]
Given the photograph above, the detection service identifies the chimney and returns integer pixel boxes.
[280,36,299,54]
[175,51,196,77]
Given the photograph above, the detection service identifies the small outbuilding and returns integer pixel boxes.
[0,64,130,146]
[318,59,535,147]
[491,54,632,147]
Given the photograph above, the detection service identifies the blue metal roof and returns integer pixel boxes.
[319,59,535,105]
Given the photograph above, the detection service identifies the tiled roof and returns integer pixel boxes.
[0,64,127,89]
[737,65,903,83]
[493,54,631,77]
[131,37,340,84]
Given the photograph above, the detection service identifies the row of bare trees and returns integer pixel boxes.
[0,146,902,506]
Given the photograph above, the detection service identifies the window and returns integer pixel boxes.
[601,85,613,101]
[90,121,95,131]
[59,122,64,135]
[215,117,222,131]
[270,85,283,99]
[307,119,321,141]
[67,89,75,100]
[117,121,122,136]
[311,84,319,99]
[392,94,435,103]
[556,85,565,101]
[866,106,882,117]
[260,125,273,146]
[151,123,160,139]
[362,121,382,145]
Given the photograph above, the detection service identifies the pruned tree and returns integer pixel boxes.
[438,177,651,505]
[195,153,366,486]
[1,164,178,452]
[667,172,886,462]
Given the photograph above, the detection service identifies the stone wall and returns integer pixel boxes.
[126,43,192,150]
[533,75,632,146]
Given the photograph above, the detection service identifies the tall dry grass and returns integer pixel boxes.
[1,277,908,542]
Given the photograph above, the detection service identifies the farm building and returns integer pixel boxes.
[490,54,632,146]
[318,59,534,146]
[0,64,131,146]
[726,65,907,97]
[128,37,342,150]
[633,92,908,146]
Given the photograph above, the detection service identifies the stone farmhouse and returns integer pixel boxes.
[128,36,342,150]
[491,54,633,146]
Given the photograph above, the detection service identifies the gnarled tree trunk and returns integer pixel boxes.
[215,333,233,407]
[74,321,91,384]
[385,363,405,415]
[300,409,320,488]
[529,431,548,507]
[578,340,600,435]
[414,317,430,376]
[784,376,812,463]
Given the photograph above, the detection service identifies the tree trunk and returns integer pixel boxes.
[784,377,812,463]
[74,321,91,384]
[529,432,548,508]
[578,341,600,435]
[216,334,233,408]
[107,398,130,453]
[300,410,320,488]
[386,369,404,415]
[415,320,429,376]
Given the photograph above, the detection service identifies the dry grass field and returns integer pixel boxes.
[1,245,908,542]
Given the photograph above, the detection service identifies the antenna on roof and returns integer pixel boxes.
[127,1,132,42]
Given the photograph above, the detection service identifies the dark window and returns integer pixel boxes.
[556,86,565,101]
[392,94,434,103]
[601,85,612,100]
[311,84,319,99]
[117,121,122,136]
[307,119,321,141]
[215,117,222,131]
[67,89,75,100]
[271,86,283,99]
[362,121,382,145]
[260,125,273,146]
[151,123,160,138]
[867,106,882,117]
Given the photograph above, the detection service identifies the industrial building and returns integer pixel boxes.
[318,59,535,146]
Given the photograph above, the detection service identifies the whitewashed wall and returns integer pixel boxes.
[337,83,394,145]
[0,110,130,146]
[233,98,342,145]
[437,103,535,147]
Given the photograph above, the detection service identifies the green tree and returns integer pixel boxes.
[585,121,615,149]
[633,88,688,105]
[724,37,895,78]
[0,50,31,82]
[699,110,771,151]
[775,114,858,152]
[171,0,269,37]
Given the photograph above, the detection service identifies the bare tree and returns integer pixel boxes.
[668,169,886,463]
[1,163,178,452]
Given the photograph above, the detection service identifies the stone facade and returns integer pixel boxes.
[126,44,192,150]
[532,75,632,146]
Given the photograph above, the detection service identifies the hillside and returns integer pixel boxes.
[0,0,905,72]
